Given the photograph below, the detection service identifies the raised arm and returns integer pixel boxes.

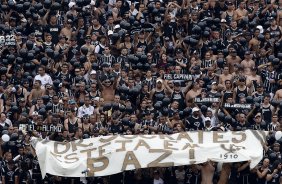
[42,10,50,26]
[257,167,268,179]
[163,80,174,95]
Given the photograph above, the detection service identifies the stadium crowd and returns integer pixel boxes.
[0,0,282,183]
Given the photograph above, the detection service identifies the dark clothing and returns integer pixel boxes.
[185,116,204,131]
[44,24,61,44]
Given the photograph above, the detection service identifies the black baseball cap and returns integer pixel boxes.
[145,111,150,115]
[59,35,67,40]
[8,160,15,165]
[85,35,91,39]
[239,77,246,82]
[70,36,77,41]
[174,82,181,86]
[176,48,183,53]
[257,84,263,88]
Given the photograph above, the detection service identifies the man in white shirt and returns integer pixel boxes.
[77,96,94,118]
[129,3,138,16]
[153,170,164,184]
[0,112,12,128]
[33,66,53,88]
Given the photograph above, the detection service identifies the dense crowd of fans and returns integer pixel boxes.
[0,0,282,183]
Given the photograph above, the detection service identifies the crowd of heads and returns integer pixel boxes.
[0,0,282,183]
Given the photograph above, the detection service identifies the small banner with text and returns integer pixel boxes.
[31,130,267,178]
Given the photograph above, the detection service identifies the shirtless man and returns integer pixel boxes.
[240,51,255,76]
[274,80,282,101]
[218,163,231,184]
[197,161,215,184]
[81,35,95,56]
[185,80,202,104]
[278,5,282,26]
[247,67,262,89]
[234,1,248,22]
[28,80,45,105]
[249,28,260,50]
[219,65,233,89]
[226,48,242,74]
[98,77,118,103]
[60,19,73,41]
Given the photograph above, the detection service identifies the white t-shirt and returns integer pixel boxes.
[0,118,12,127]
[153,178,164,184]
[77,105,95,118]
[34,74,53,87]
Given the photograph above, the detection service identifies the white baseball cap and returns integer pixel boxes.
[90,70,97,75]
[68,2,76,8]
[192,107,200,113]
[256,25,264,34]
[205,117,211,122]
[156,79,163,83]
[220,19,227,23]
[114,24,120,29]
[108,30,113,35]
[32,111,39,116]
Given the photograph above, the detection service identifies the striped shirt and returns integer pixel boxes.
[267,122,279,131]
[51,103,63,114]
[116,55,128,69]
[157,122,170,133]
[57,11,65,26]
[142,78,156,92]
[98,55,116,67]
[261,70,278,93]
[201,59,215,68]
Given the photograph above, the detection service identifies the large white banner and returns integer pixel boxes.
[31,130,267,178]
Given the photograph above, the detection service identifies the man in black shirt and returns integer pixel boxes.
[185,165,201,184]
[257,158,270,184]
[1,160,18,184]
[15,161,31,184]
[43,12,61,44]
[109,117,123,134]
[26,15,44,40]
[67,36,81,62]
[185,107,204,130]
[235,113,251,131]
[266,160,282,184]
